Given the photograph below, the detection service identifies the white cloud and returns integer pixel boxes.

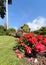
[27,16,46,31]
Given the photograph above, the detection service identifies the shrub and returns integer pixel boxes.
[6,28,16,35]
[34,27,46,35]
[19,24,30,33]
[0,25,16,36]
[15,33,46,58]
[15,30,23,38]
[0,25,5,30]
[0,30,6,35]
[0,25,6,35]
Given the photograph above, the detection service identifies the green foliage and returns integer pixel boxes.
[0,25,16,36]
[19,24,30,33]
[0,0,6,18]
[0,30,6,35]
[8,0,12,4]
[34,26,46,35]
[16,30,23,38]
[0,25,5,30]
[0,0,12,18]
[16,24,30,38]
[6,28,16,35]
[0,25,6,35]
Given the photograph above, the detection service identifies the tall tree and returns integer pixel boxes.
[0,0,5,18]
[0,0,12,29]
[34,26,46,35]
[0,0,12,18]
[19,24,30,33]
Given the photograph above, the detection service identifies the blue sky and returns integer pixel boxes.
[0,0,46,30]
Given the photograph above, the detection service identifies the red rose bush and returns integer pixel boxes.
[15,33,46,58]
[25,46,32,55]
[35,43,45,53]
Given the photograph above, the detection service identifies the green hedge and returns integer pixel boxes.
[6,28,16,35]
[0,25,16,36]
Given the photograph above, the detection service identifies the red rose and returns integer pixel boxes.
[29,37,37,44]
[28,32,34,38]
[43,38,46,45]
[17,53,24,59]
[24,34,30,39]
[37,34,43,41]
[18,37,23,42]
[35,43,45,53]
[21,42,25,46]
[25,46,32,54]
[43,35,46,38]
[15,49,19,53]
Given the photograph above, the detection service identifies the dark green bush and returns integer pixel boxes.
[0,25,6,35]
[0,25,16,36]
[15,31,23,38]
[0,30,6,35]
[6,28,16,35]
[0,25,5,30]
[19,24,30,33]
[34,27,46,35]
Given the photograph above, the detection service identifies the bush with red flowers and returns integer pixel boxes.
[15,33,46,58]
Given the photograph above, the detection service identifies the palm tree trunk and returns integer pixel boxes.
[6,0,8,29]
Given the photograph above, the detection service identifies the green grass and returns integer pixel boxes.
[0,36,27,65]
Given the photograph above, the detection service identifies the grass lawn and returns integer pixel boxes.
[0,36,27,65]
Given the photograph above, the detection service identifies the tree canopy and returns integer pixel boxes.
[0,0,12,18]
[34,26,46,35]
[19,24,30,33]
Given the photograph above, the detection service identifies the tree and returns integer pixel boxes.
[0,0,5,18]
[39,27,46,35]
[0,0,12,18]
[34,26,46,35]
[19,24,30,33]
[6,28,16,35]
[0,0,12,29]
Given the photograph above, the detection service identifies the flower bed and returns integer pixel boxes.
[15,33,46,59]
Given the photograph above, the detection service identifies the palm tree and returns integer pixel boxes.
[0,0,12,18]
[0,0,5,18]
[0,0,12,29]
[6,0,12,29]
